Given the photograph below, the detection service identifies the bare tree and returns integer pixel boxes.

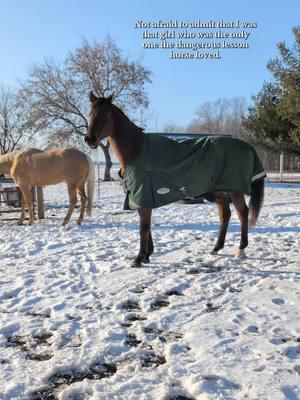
[186,98,226,134]
[162,122,185,133]
[186,97,248,138]
[225,97,249,139]
[68,37,150,111]
[20,36,151,180]
[0,86,33,154]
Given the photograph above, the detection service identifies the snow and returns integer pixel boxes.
[0,180,299,400]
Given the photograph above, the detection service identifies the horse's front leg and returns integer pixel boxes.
[131,208,153,268]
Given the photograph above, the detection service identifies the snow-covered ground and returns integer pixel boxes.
[0,181,299,400]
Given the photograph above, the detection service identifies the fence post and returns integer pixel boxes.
[279,153,284,182]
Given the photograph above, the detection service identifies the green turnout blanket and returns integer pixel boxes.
[122,134,266,210]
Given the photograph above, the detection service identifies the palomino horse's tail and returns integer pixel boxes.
[86,155,95,216]
[249,179,264,226]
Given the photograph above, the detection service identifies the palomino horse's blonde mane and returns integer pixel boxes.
[0,148,40,164]
[0,150,21,164]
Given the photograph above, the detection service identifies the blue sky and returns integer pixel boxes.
[1,0,299,131]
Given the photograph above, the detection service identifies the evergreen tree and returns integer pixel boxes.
[244,26,300,155]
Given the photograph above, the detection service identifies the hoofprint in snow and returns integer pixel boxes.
[0,181,299,400]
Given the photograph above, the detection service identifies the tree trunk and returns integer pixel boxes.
[100,141,113,181]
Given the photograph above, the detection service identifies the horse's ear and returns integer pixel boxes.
[89,91,98,103]
[106,93,114,103]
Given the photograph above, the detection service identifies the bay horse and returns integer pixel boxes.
[85,93,265,267]
[0,148,95,226]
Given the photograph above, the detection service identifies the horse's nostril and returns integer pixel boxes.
[84,136,97,148]
[85,136,94,145]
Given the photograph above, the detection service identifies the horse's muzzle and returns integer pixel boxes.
[84,136,98,149]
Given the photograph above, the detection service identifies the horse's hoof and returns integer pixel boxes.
[210,250,218,255]
[130,260,142,268]
[143,257,150,264]
[17,221,24,226]
[77,221,82,225]
[235,249,247,258]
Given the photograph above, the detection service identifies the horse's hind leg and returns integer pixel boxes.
[132,208,153,268]
[230,193,249,258]
[211,193,231,255]
[62,184,78,226]
[76,185,87,225]
[18,195,26,225]
[19,185,34,225]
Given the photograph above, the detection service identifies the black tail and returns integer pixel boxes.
[249,179,264,226]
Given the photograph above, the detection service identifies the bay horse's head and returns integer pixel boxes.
[85,92,114,149]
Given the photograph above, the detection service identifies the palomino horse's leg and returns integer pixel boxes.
[230,193,249,258]
[18,195,26,225]
[76,185,87,225]
[19,185,34,225]
[62,184,78,226]
[210,193,231,255]
[132,208,153,267]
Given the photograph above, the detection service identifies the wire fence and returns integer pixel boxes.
[266,171,300,183]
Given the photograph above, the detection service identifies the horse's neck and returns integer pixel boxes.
[0,151,19,174]
[109,108,144,172]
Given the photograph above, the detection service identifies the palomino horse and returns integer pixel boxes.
[0,148,94,226]
[85,93,265,267]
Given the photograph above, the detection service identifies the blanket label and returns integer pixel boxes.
[157,187,170,195]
